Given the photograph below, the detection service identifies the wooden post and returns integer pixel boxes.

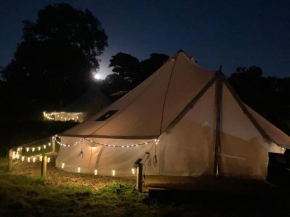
[52,140,56,153]
[18,147,22,160]
[214,71,223,177]
[41,154,47,178]
[136,163,143,192]
[8,149,13,171]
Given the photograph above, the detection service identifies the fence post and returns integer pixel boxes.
[41,154,47,178]
[52,140,56,153]
[136,163,143,192]
[8,149,13,171]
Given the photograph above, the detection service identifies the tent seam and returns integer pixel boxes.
[159,57,179,134]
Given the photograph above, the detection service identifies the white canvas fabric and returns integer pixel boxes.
[57,50,290,181]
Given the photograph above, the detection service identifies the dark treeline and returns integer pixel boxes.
[229,66,290,135]
[100,52,169,96]
[0,3,108,122]
[0,3,108,154]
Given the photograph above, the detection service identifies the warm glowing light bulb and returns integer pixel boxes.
[21,156,25,161]
[94,169,98,175]
[132,168,135,175]
[47,157,51,163]
[27,157,31,163]
[26,147,29,152]
[62,163,65,169]
[32,147,35,152]
[33,157,36,163]
[78,167,81,173]
[112,170,115,176]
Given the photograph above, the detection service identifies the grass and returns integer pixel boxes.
[1,159,290,217]
[0,173,153,217]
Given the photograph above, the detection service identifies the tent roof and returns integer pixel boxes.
[60,51,290,148]
[61,85,111,119]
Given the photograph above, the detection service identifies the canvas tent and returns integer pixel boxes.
[56,50,290,180]
[43,85,110,122]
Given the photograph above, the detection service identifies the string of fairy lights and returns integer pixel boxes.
[43,111,82,122]
[55,137,160,148]
[11,142,53,163]
[11,134,159,176]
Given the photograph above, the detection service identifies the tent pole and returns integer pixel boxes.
[214,70,223,177]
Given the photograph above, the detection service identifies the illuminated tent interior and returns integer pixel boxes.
[56,50,290,181]
[43,86,110,123]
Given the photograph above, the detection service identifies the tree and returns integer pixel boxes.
[229,66,290,135]
[1,3,108,109]
[101,52,168,97]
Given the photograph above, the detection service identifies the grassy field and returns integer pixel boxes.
[1,159,290,217]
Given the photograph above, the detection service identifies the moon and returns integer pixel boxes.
[93,73,101,80]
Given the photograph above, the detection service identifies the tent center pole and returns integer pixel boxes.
[214,71,223,177]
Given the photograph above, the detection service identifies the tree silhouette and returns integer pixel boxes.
[1,3,108,110]
[229,66,290,135]
[101,52,169,97]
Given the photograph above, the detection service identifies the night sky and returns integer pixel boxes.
[1,0,290,78]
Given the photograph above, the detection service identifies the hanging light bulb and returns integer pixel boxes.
[21,156,25,161]
[48,143,51,147]
[32,147,35,152]
[26,147,29,152]
[47,157,51,163]
[33,157,36,163]
[38,146,41,151]
[112,170,115,176]
[27,157,31,163]
[40,156,43,162]
[61,163,65,169]
[78,167,81,173]
[94,169,98,175]
[43,145,46,149]
[132,168,135,175]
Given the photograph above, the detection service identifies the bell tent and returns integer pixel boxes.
[56,50,290,180]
